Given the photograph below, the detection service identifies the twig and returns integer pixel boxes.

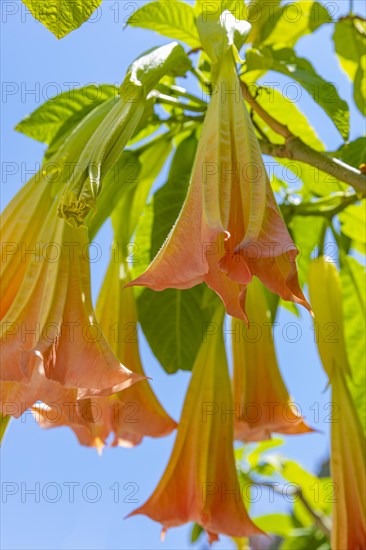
[240,81,366,195]
[259,140,366,195]
[241,81,293,139]
[281,193,360,220]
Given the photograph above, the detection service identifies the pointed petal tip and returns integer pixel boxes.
[94,437,104,456]
[161,527,167,542]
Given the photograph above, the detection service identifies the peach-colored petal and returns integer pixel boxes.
[128,49,310,320]
[1,205,141,414]
[232,278,313,441]
[128,307,262,540]
[32,258,176,447]
[331,367,366,549]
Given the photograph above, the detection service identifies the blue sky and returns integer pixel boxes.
[1,1,365,549]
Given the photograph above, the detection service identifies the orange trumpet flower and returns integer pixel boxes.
[309,257,366,548]
[1,198,141,415]
[128,306,262,542]
[128,50,310,321]
[33,257,176,449]
[232,278,312,441]
[330,367,366,549]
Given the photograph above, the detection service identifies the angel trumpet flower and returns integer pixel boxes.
[33,257,176,450]
[128,49,310,321]
[232,278,312,441]
[128,307,262,542]
[330,367,366,550]
[1,96,114,320]
[0,200,142,415]
[309,257,366,549]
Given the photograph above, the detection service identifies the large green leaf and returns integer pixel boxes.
[15,84,117,145]
[246,47,350,140]
[333,17,366,115]
[340,256,366,431]
[127,1,201,48]
[22,0,102,38]
[127,42,192,92]
[247,87,324,149]
[246,0,281,46]
[262,2,332,48]
[354,56,366,116]
[138,285,217,373]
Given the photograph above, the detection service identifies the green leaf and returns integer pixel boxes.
[0,414,11,444]
[246,47,350,140]
[190,523,204,543]
[246,439,283,468]
[332,137,366,169]
[22,0,102,38]
[276,459,334,521]
[195,0,247,20]
[289,216,324,285]
[333,17,365,79]
[333,17,366,115]
[340,256,366,431]
[127,1,201,48]
[246,0,281,46]
[262,2,332,48]
[246,87,324,149]
[127,42,192,92]
[354,56,366,115]
[254,514,295,537]
[339,202,366,251]
[15,84,117,145]
[138,285,217,373]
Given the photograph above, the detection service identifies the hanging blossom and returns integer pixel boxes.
[128,306,262,542]
[33,257,176,451]
[0,107,143,418]
[128,49,310,321]
[309,257,366,549]
[232,278,313,441]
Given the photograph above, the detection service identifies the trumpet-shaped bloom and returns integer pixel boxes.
[308,257,351,378]
[232,278,312,441]
[309,257,365,548]
[331,367,366,549]
[33,258,176,449]
[128,307,262,542]
[1,359,76,419]
[128,51,310,321]
[1,199,142,414]
[1,174,53,319]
